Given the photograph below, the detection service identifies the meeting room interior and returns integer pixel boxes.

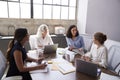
[0,0,120,80]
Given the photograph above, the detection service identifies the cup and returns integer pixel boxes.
[36,49,44,58]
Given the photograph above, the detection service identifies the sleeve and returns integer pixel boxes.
[98,48,107,68]
[80,36,85,49]
[35,38,38,49]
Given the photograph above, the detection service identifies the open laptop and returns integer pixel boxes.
[44,44,58,54]
[76,59,100,77]
[43,44,58,59]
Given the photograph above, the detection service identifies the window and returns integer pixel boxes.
[61,0,68,6]
[8,0,19,2]
[34,4,42,19]
[61,7,68,19]
[43,5,52,19]
[69,7,75,19]
[53,6,60,19]
[20,3,30,18]
[0,1,8,18]
[70,0,76,7]
[8,2,20,18]
[53,0,60,5]
[20,0,30,3]
[44,0,52,4]
[33,0,43,4]
[0,0,77,20]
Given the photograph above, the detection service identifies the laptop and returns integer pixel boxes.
[76,59,100,77]
[43,44,58,54]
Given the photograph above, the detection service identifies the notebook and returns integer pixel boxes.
[100,72,120,80]
[44,44,58,54]
[76,59,100,77]
[52,58,75,74]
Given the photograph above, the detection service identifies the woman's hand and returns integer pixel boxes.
[81,56,91,62]
[68,45,74,51]
[78,48,83,51]
[38,63,47,69]
[38,45,43,48]
[36,57,44,64]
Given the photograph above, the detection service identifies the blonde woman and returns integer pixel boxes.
[36,24,53,49]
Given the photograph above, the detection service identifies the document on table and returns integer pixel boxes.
[52,58,76,74]
[27,62,48,73]
[100,72,120,80]
[57,63,75,74]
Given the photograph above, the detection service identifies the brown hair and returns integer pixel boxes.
[66,25,79,38]
[6,28,28,62]
[94,32,107,45]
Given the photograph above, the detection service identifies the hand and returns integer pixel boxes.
[78,48,83,51]
[68,45,74,51]
[38,45,43,48]
[81,55,86,60]
[36,57,44,64]
[81,56,91,62]
[84,56,91,62]
[38,63,47,69]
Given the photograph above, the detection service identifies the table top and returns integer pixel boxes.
[27,48,118,80]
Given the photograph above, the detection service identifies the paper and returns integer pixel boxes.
[27,62,48,73]
[29,67,48,73]
[57,63,75,74]
[52,58,75,74]
[100,72,120,80]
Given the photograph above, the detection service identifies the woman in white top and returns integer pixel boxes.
[82,32,107,68]
[36,24,53,49]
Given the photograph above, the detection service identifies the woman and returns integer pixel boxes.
[66,25,84,51]
[82,32,107,68]
[36,24,53,49]
[6,28,47,80]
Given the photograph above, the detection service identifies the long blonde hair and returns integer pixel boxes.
[36,24,50,38]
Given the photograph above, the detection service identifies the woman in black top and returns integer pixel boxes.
[6,28,47,80]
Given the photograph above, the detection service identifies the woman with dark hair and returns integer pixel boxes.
[82,32,107,68]
[6,28,47,80]
[66,25,84,51]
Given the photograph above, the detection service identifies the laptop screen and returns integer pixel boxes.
[44,44,58,54]
[76,59,98,77]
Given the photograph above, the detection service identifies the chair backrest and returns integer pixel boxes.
[107,45,120,74]
[80,34,93,52]
[104,39,120,51]
[0,50,7,79]
[51,34,67,48]
[29,35,37,50]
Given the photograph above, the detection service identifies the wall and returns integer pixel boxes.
[0,18,76,35]
[86,0,120,41]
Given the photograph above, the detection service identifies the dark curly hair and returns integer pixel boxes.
[66,25,79,38]
[94,32,107,45]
